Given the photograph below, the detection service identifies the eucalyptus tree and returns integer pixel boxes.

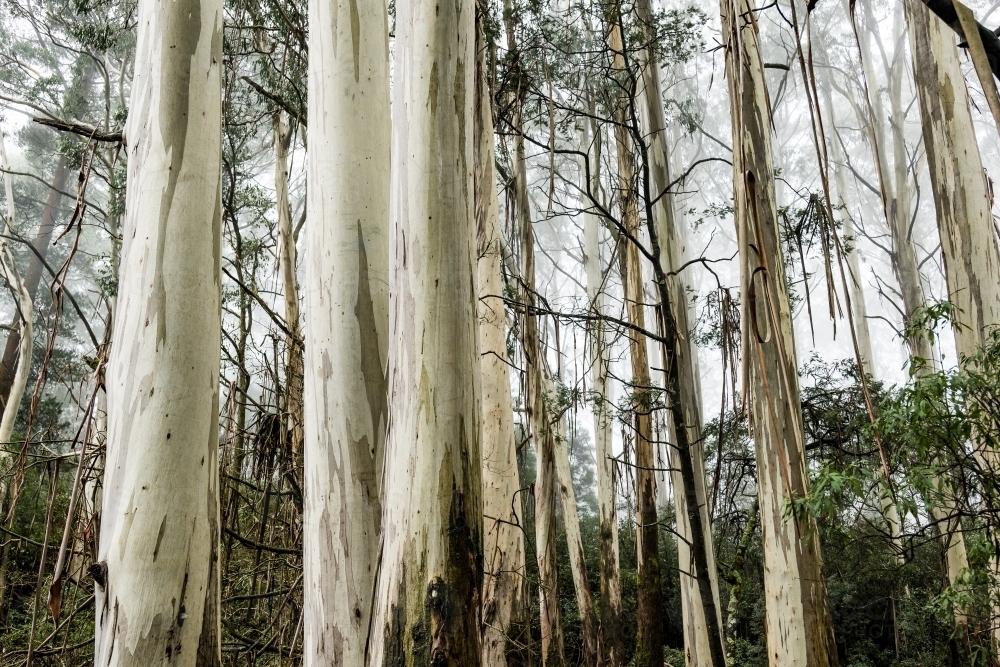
[302,0,390,664]
[476,6,529,664]
[720,0,837,663]
[633,1,726,662]
[907,0,1000,642]
[499,1,565,663]
[95,0,224,663]
[365,0,483,663]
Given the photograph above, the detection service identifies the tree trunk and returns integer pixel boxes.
[274,113,303,460]
[721,1,838,665]
[602,12,665,666]
[0,157,67,412]
[635,2,726,663]
[856,0,971,625]
[365,0,483,663]
[476,12,528,666]
[583,121,625,667]
[816,71,875,376]
[612,111,663,667]
[907,0,1000,639]
[95,0,223,662]
[501,2,564,663]
[302,0,390,662]
[546,356,601,667]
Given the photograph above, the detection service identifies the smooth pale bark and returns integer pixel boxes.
[500,3,563,663]
[0,132,33,625]
[635,2,725,663]
[604,15,664,667]
[0,157,67,412]
[302,0,389,662]
[274,113,303,459]
[545,356,601,667]
[906,0,1000,368]
[817,74,874,375]
[854,0,970,613]
[906,0,1000,637]
[476,18,528,666]
[0,130,33,454]
[857,0,933,363]
[583,125,625,667]
[721,1,838,665]
[612,118,663,667]
[365,0,482,663]
[95,0,223,662]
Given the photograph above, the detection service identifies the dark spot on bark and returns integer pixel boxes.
[153,515,167,561]
[89,560,107,588]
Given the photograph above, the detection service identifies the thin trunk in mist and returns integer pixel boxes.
[635,1,726,663]
[365,0,482,663]
[607,28,663,658]
[721,0,838,664]
[502,2,564,663]
[0,157,67,413]
[817,75,874,376]
[907,0,1000,639]
[476,13,528,665]
[0,129,35,618]
[274,113,302,460]
[302,0,390,662]
[857,0,932,363]
[95,0,223,661]
[583,121,625,667]
[545,354,601,667]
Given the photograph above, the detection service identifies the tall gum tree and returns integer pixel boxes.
[582,117,625,667]
[274,113,303,460]
[604,11,663,665]
[302,0,390,662]
[476,9,528,665]
[94,0,224,662]
[634,1,726,663]
[501,1,564,663]
[906,0,1000,640]
[854,0,970,624]
[365,0,483,662]
[721,0,838,664]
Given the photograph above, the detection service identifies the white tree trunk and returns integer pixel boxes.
[0,129,32,458]
[721,0,837,664]
[274,113,303,458]
[583,126,625,667]
[302,0,390,662]
[817,69,875,375]
[476,20,528,665]
[546,357,601,666]
[907,0,1000,637]
[365,0,482,663]
[95,0,223,662]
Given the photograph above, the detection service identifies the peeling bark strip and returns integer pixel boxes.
[907,0,1000,642]
[303,0,390,663]
[475,10,528,667]
[95,0,223,664]
[720,0,837,665]
[365,0,483,664]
